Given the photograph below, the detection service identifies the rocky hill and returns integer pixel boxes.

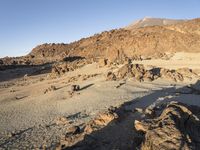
[1,18,200,66]
[29,18,200,62]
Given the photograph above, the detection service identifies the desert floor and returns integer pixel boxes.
[0,52,200,149]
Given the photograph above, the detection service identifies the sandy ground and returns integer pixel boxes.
[132,52,200,70]
[0,52,200,149]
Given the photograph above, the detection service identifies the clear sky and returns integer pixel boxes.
[0,0,199,57]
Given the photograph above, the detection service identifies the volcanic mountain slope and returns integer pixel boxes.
[1,18,200,66]
[28,18,200,62]
[125,17,187,29]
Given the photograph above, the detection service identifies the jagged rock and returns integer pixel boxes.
[134,102,200,150]
[117,64,132,78]
[116,64,153,81]
[51,59,90,76]
[110,64,196,82]
[51,63,70,76]
[59,111,118,148]
[1,19,200,68]
[160,68,184,82]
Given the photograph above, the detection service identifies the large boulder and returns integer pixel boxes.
[134,102,200,150]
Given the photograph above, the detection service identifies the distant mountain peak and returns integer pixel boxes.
[125,17,187,30]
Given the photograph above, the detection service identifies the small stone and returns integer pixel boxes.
[71,85,80,92]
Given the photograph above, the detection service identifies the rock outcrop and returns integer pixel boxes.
[1,18,200,69]
[106,64,198,82]
[51,58,91,76]
[134,102,200,150]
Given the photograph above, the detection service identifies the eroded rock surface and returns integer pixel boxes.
[107,63,199,82]
[134,102,200,150]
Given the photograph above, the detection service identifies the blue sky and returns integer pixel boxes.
[0,0,199,57]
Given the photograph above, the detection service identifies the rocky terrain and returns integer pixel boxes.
[1,18,200,66]
[1,17,200,150]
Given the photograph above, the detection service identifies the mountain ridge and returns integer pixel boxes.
[1,17,200,66]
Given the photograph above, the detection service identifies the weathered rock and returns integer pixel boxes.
[134,102,200,150]
[51,59,90,76]
[117,64,132,78]
[160,68,184,82]
[111,64,196,82]
[59,110,118,149]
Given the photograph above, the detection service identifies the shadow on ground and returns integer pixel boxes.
[0,63,52,82]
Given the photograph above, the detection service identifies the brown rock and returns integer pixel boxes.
[160,68,184,82]
[117,64,132,78]
[135,102,200,150]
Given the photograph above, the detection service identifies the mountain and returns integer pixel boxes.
[1,18,200,65]
[125,17,186,29]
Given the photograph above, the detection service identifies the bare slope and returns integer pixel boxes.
[125,17,186,29]
[29,18,200,62]
[1,18,200,66]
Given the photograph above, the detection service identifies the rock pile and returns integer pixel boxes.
[51,59,91,76]
[134,102,200,150]
[106,64,151,82]
[160,68,184,82]
[58,111,118,149]
[106,64,199,82]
